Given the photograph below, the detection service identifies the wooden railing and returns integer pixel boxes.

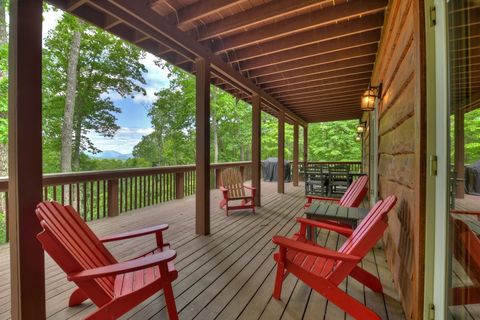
[0,161,252,244]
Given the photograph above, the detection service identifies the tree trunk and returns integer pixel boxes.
[211,87,219,163]
[72,118,82,171]
[61,27,82,173]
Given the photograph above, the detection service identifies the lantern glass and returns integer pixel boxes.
[361,89,376,111]
[356,124,365,134]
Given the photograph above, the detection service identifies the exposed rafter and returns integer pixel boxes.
[224,13,385,63]
[211,0,387,52]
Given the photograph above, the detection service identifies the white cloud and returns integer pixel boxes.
[87,127,154,154]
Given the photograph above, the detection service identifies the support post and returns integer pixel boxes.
[107,179,119,217]
[8,1,45,318]
[175,172,184,199]
[455,108,465,198]
[293,123,299,187]
[303,125,308,170]
[195,57,210,235]
[278,110,285,193]
[251,94,261,206]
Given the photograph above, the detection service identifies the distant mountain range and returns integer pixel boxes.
[90,150,133,160]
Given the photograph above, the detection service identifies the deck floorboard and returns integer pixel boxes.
[0,182,405,320]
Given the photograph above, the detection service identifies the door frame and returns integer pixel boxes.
[429,0,450,318]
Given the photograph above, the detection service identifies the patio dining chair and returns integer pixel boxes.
[272,196,397,320]
[304,175,368,209]
[328,164,350,196]
[35,201,179,320]
[219,167,256,215]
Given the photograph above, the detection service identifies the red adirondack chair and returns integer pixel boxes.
[272,196,397,320]
[304,175,368,208]
[35,201,179,320]
[219,167,256,215]
[450,210,480,306]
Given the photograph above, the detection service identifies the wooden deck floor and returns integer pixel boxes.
[0,182,404,320]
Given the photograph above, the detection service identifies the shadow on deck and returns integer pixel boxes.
[0,182,404,320]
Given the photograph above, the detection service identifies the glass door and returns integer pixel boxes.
[445,1,480,318]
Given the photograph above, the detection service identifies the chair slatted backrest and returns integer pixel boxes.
[36,201,117,306]
[221,168,246,198]
[327,196,397,284]
[338,175,368,207]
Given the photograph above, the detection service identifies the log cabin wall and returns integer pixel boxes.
[368,0,426,319]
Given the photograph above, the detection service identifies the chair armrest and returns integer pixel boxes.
[306,195,340,202]
[100,224,169,243]
[68,249,176,282]
[451,210,480,216]
[296,217,353,237]
[272,236,359,262]
[243,185,256,191]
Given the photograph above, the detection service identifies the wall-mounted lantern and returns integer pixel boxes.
[361,83,382,112]
[356,122,367,134]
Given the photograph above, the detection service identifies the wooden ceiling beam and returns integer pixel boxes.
[210,0,387,52]
[267,74,371,96]
[224,13,385,62]
[163,0,248,29]
[255,56,375,85]
[238,31,380,72]
[284,94,362,107]
[304,114,362,122]
[265,71,372,94]
[197,0,331,42]
[67,0,88,11]
[290,99,360,110]
[278,87,365,103]
[273,81,369,99]
[249,46,377,79]
[262,67,373,91]
[298,107,361,115]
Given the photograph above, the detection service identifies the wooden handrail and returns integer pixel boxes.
[0,161,252,192]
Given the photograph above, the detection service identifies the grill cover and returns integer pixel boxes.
[465,160,480,195]
[262,157,291,182]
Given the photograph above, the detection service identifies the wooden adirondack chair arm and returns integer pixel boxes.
[243,185,256,191]
[451,210,480,216]
[306,195,340,202]
[272,236,359,262]
[100,224,169,243]
[296,217,354,237]
[68,249,177,282]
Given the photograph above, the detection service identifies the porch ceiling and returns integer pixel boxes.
[47,0,388,124]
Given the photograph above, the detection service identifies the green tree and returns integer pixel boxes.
[42,13,147,173]
[307,120,361,161]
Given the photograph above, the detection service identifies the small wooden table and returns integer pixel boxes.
[304,202,369,241]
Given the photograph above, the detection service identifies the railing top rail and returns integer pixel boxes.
[0,161,252,192]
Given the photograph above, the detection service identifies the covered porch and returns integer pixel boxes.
[0,181,404,319]
[4,0,427,319]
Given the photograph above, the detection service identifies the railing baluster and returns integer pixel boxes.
[83,182,87,221]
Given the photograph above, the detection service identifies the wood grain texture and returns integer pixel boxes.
[369,0,426,318]
[0,182,405,320]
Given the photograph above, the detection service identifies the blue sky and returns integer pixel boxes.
[43,10,170,154]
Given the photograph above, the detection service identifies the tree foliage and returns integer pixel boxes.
[42,12,147,172]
